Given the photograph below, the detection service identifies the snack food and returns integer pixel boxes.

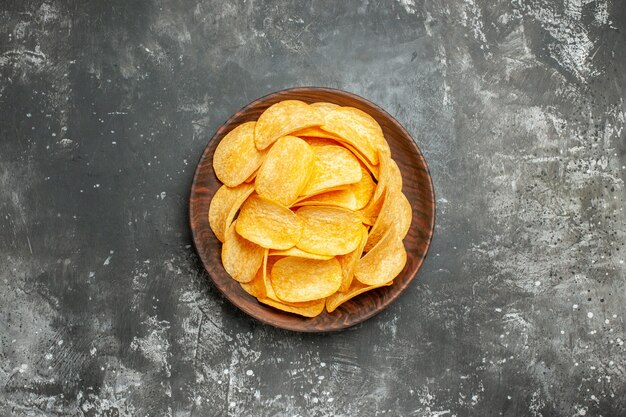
[209,100,411,317]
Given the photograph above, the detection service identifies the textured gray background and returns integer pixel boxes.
[1,0,625,416]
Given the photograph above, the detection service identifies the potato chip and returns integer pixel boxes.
[358,186,386,226]
[347,165,376,210]
[292,189,358,211]
[355,228,407,286]
[221,222,265,283]
[343,143,380,180]
[364,188,412,252]
[322,106,386,165]
[213,121,266,187]
[310,101,339,117]
[292,126,342,140]
[236,194,303,249]
[208,183,255,242]
[299,145,362,198]
[257,297,325,317]
[296,206,362,256]
[255,136,314,206]
[326,280,393,313]
[244,169,258,183]
[301,137,341,147]
[337,225,369,292]
[263,253,280,301]
[255,100,324,150]
[269,247,334,260]
[240,265,266,298]
[271,257,342,302]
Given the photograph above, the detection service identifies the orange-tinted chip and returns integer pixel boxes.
[301,137,341,147]
[269,247,334,260]
[213,121,266,187]
[364,188,412,252]
[296,206,362,256]
[346,165,376,210]
[221,222,265,283]
[263,253,280,301]
[257,297,325,317]
[358,186,386,226]
[343,143,380,180]
[255,136,314,206]
[326,280,393,313]
[322,107,385,165]
[355,228,407,286]
[299,144,362,198]
[236,194,303,250]
[208,183,255,242]
[254,100,323,150]
[337,225,369,292]
[293,189,358,211]
[292,126,342,140]
[240,264,267,298]
[310,101,339,117]
[271,257,342,302]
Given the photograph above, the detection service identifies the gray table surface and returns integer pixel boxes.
[1,1,625,416]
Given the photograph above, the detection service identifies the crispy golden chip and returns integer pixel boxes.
[347,165,376,210]
[301,137,341,147]
[271,257,342,302]
[326,280,393,313]
[257,297,325,317]
[244,169,258,183]
[343,143,380,180]
[358,186,386,226]
[337,225,369,292]
[296,206,362,256]
[263,253,280,301]
[269,247,334,260]
[208,183,255,242]
[322,107,386,165]
[213,121,266,187]
[240,264,266,298]
[355,228,407,286]
[299,145,362,198]
[255,136,314,206]
[293,189,358,211]
[292,127,342,141]
[310,101,339,117]
[236,194,303,250]
[364,188,411,252]
[254,100,324,150]
[221,222,265,283]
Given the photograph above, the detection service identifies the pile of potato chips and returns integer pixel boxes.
[209,100,411,317]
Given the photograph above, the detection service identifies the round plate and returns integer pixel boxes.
[189,87,435,332]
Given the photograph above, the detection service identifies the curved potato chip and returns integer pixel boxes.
[244,168,258,183]
[322,106,386,165]
[296,206,362,256]
[236,194,303,250]
[347,165,376,210]
[213,121,266,187]
[343,143,380,180]
[269,247,334,260]
[255,136,314,206]
[263,253,280,301]
[271,257,342,302]
[255,100,324,150]
[364,188,412,252]
[358,186,386,226]
[208,183,255,242]
[299,145,362,198]
[355,228,407,286]
[240,264,266,298]
[301,137,341,147]
[337,225,369,292]
[292,189,358,211]
[310,101,339,117]
[326,280,393,313]
[222,222,265,283]
[292,127,342,140]
[257,297,325,317]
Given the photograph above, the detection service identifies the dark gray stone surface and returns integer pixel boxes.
[1,0,624,416]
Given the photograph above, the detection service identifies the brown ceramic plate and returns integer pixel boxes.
[189,87,435,332]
